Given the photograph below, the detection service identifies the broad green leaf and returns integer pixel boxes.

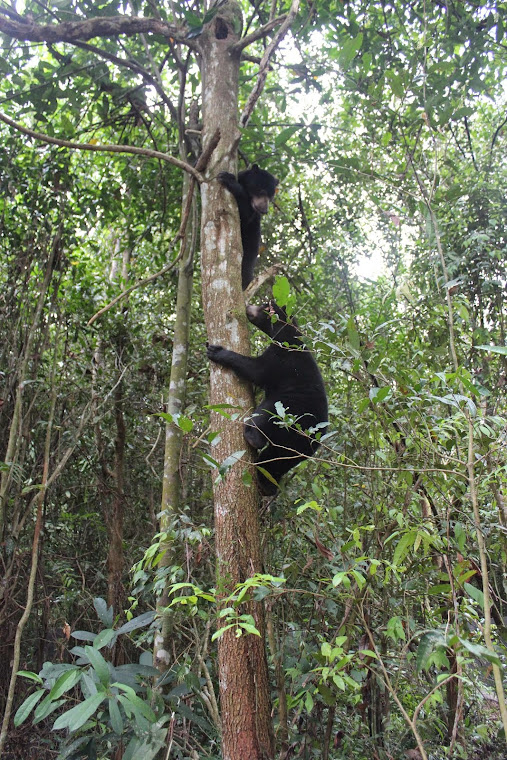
[84,645,110,686]
[392,531,415,566]
[459,638,501,665]
[339,33,363,68]
[117,692,156,722]
[53,691,106,731]
[14,690,44,727]
[93,598,113,628]
[416,631,446,672]
[275,126,300,147]
[109,697,124,735]
[346,318,360,351]
[474,344,507,355]
[386,616,406,642]
[116,611,156,635]
[175,415,193,432]
[219,450,246,473]
[464,582,485,610]
[240,623,261,636]
[93,628,116,650]
[272,276,290,305]
[17,670,43,684]
[48,668,81,700]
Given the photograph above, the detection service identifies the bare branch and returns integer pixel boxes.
[87,255,182,327]
[231,15,287,53]
[87,129,220,325]
[0,12,195,46]
[243,263,284,301]
[239,0,300,128]
[0,110,204,182]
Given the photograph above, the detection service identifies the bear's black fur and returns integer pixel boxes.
[218,164,278,290]
[207,301,328,494]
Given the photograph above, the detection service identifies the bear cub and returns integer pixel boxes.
[207,301,328,494]
[218,164,278,290]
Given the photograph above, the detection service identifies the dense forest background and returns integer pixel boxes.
[0,1,506,758]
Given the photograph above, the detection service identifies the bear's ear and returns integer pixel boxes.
[251,163,260,171]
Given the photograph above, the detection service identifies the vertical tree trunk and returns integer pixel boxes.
[107,376,125,615]
[155,176,197,667]
[198,3,274,758]
[94,239,128,617]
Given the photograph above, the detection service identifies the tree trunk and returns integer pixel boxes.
[155,177,197,668]
[107,376,125,615]
[198,3,274,758]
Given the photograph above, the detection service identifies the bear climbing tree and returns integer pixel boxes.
[207,301,328,494]
[218,165,279,289]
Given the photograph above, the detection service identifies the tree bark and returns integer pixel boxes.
[155,177,197,670]
[198,3,274,758]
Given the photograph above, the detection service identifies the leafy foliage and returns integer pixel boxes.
[0,0,506,758]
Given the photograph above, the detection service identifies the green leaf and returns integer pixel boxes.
[358,649,377,659]
[34,694,66,724]
[117,692,156,723]
[115,611,156,635]
[238,623,260,636]
[53,691,105,731]
[346,318,360,351]
[93,628,116,650]
[84,645,110,686]
[454,522,466,552]
[94,598,113,628]
[201,452,220,468]
[212,624,235,641]
[17,670,43,684]
[275,126,300,147]
[464,582,484,610]
[351,570,366,590]
[392,531,415,566]
[369,386,391,403]
[474,344,507,355]
[48,668,81,700]
[459,638,501,665]
[272,276,290,306]
[416,631,446,672]
[109,697,124,735]
[175,415,194,432]
[219,450,246,473]
[256,466,278,489]
[72,630,96,642]
[339,33,363,68]
[386,616,406,642]
[14,690,44,726]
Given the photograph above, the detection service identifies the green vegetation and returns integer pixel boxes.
[0,1,506,758]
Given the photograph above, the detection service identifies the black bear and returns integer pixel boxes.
[218,164,279,290]
[207,301,328,494]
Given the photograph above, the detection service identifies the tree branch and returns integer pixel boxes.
[0,110,204,182]
[239,0,300,128]
[0,12,195,47]
[231,15,287,53]
[87,128,220,325]
[243,263,284,301]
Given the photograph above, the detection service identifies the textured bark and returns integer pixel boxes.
[155,178,197,671]
[0,14,188,45]
[106,378,125,616]
[198,3,274,758]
